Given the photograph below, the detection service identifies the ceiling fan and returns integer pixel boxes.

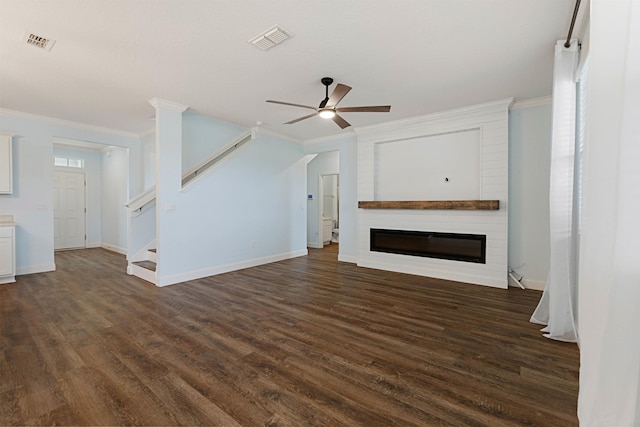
[266,77,391,129]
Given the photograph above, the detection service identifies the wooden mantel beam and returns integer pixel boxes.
[358,200,500,210]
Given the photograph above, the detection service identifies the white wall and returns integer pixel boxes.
[0,110,141,275]
[356,99,511,288]
[102,147,129,253]
[304,134,358,263]
[306,150,339,248]
[508,102,552,289]
[53,146,103,247]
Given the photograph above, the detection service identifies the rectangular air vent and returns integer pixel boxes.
[249,26,291,51]
[23,31,56,51]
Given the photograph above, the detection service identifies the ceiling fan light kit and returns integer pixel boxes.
[266,77,391,129]
[318,109,336,119]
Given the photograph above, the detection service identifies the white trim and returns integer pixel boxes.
[256,126,304,145]
[355,98,514,136]
[53,137,125,151]
[148,98,189,112]
[86,242,101,248]
[338,254,357,263]
[138,127,155,138]
[0,107,138,138]
[305,131,356,146]
[101,243,127,255]
[521,278,546,291]
[156,249,308,287]
[307,242,323,249]
[510,96,553,110]
[16,263,56,276]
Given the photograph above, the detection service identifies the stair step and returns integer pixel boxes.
[133,260,156,272]
[146,248,157,263]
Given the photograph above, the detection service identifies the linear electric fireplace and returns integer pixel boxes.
[370,228,486,264]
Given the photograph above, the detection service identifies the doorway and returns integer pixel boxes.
[319,173,339,246]
[306,149,340,255]
[53,170,86,250]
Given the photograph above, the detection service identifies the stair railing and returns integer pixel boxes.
[124,129,256,214]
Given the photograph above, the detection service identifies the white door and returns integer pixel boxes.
[54,170,86,250]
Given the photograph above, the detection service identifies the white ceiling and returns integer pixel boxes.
[0,0,576,141]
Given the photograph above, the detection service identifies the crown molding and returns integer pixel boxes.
[255,126,304,145]
[304,130,356,146]
[510,96,552,110]
[0,107,140,139]
[355,98,514,137]
[138,127,156,138]
[148,98,188,112]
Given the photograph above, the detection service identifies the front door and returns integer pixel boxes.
[54,170,86,250]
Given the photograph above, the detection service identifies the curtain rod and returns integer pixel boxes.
[564,0,582,47]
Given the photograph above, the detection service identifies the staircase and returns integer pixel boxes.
[130,248,156,283]
[124,129,255,286]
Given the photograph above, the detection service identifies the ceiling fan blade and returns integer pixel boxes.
[332,114,351,129]
[336,106,391,113]
[285,113,318,125]
[266,100,317,111]
[326,84,352,108]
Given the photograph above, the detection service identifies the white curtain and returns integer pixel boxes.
[530,40,579,342]
[578,0,640,424]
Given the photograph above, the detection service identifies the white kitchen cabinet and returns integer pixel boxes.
[0,133,13,194]
[0,220,16,284]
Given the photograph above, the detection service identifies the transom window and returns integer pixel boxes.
[54,156,84,168]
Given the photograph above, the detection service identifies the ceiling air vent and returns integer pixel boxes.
[249,26,291,51]
[23,31,56,51]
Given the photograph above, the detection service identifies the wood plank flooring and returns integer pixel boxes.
[0,245,579,426]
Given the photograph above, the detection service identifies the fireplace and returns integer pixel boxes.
[370,228,486,264]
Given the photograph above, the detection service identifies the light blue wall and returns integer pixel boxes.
[0,111,141,274]
[152,111,308,285]
[102,147,129,253]
[182,111,247,173]
[53,147,103,247]
[508,103,552,287]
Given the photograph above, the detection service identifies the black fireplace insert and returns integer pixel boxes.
[370,228,486,264]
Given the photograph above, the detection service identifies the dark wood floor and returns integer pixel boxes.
[0,244,579,426]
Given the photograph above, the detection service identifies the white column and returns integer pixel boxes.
[148,98,188,284]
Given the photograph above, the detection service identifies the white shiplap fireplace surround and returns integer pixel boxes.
[356,98,513,288]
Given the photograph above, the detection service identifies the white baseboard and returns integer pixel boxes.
[16,263,56,276]
[307,242,323,249]
[523,278,546,291]
[156,249,309,287]
[508,275,545,291]
[101,243,127,255]
[86,242,101,248]
[338,254,357,263]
